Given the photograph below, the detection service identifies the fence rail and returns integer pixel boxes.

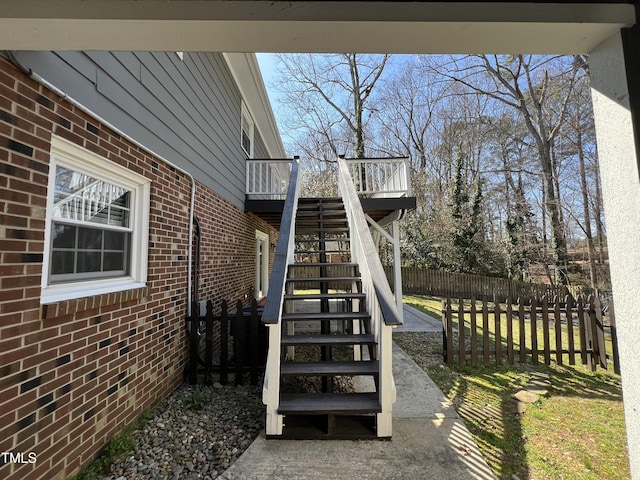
[186,299,267,386]
[441,295,619,373]
[386,266,588,301]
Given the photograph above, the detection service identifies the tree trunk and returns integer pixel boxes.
[577,124,598,288]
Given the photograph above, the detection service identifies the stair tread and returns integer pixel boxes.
[280,360,379,376]
[286,276,361,282]
[281,334,375,346]
[296,218,348,224]
[295,238,351,242]
[296,228,350,234]
[282,311,370,320]
[289,262,358,268]
[278,392,381,414]
[295,250,350,254]
[284,292,365,300]
[296,209,345,214]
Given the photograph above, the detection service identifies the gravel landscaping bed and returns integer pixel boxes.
[98,381,265,480]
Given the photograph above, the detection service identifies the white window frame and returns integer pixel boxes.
[41,136,150,305]
[241,101,255,158]
[255,230,270,299]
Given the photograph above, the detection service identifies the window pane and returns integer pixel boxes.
[51,251,74,274]
[52,224,76,249]
[77,252,102,273]
[104,252,124,271]
[242,131,251,154]
[104,231,125,250]
[53,165,131,227]
[78,228,102,250]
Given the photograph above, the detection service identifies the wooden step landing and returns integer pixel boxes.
[279,392,381,414]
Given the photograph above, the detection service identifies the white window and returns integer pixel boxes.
[241,101,254,158]
[41,136,150,304]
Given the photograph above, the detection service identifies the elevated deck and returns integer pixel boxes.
[245,157,416,228]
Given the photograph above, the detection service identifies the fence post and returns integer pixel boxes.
[444,298,454,365]
[188,301,199,385]
[234,300,245,385]
[204,300,214,385]
[220,300,229,385]
[249,298,259,386]
[608,298,621,375]
[592,295,608,369]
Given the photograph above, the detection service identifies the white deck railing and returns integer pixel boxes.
[246,159,293,200]
[343,157,410,198]
[337,157,402,437]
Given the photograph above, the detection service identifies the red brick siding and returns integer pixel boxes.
[0,57,275,480]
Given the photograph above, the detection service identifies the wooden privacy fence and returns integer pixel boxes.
[186,299,268,386]
[386,266,587,301]
[441,295,620,373]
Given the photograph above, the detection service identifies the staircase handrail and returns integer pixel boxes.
[337,157,403,327]
[262,156,300,324]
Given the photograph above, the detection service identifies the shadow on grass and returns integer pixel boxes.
[395,329,625,480]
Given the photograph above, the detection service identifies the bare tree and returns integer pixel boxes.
[273,53,390,160]
[436,54,581,285]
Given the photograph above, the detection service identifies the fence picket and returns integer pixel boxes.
[554,296,563,366]
[594,296,608,369]
[576,295,589,367]
[234,300,244,385]
[249,298,259,386]
[482,297,490,367]
[609,298,621,374]
[220,300,229,384]
[205,300,214,385]
[188,302,199,385]
[470,297,478,367]
[518,298,526,363]
[494,295,502,365]
[458,298,466,367]
[445,298,454,366]
[530,297,539,365]
[586,295,598,371]
[506,297,514,364]
[541,296,551,365]
[565,295,576,365]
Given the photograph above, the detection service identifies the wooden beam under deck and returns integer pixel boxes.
[246,196,416,229]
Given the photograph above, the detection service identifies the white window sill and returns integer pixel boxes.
[41,278,147,305]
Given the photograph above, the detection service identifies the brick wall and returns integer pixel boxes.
[0,57,275,480]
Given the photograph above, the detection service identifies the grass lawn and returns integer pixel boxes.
[397,295,629,480]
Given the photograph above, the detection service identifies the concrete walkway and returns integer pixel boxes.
[220,305,495,480]
[397,304,442,333]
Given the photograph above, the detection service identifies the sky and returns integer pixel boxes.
[256,53,284,127]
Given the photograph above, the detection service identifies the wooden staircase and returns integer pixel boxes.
[274,198,382,438]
